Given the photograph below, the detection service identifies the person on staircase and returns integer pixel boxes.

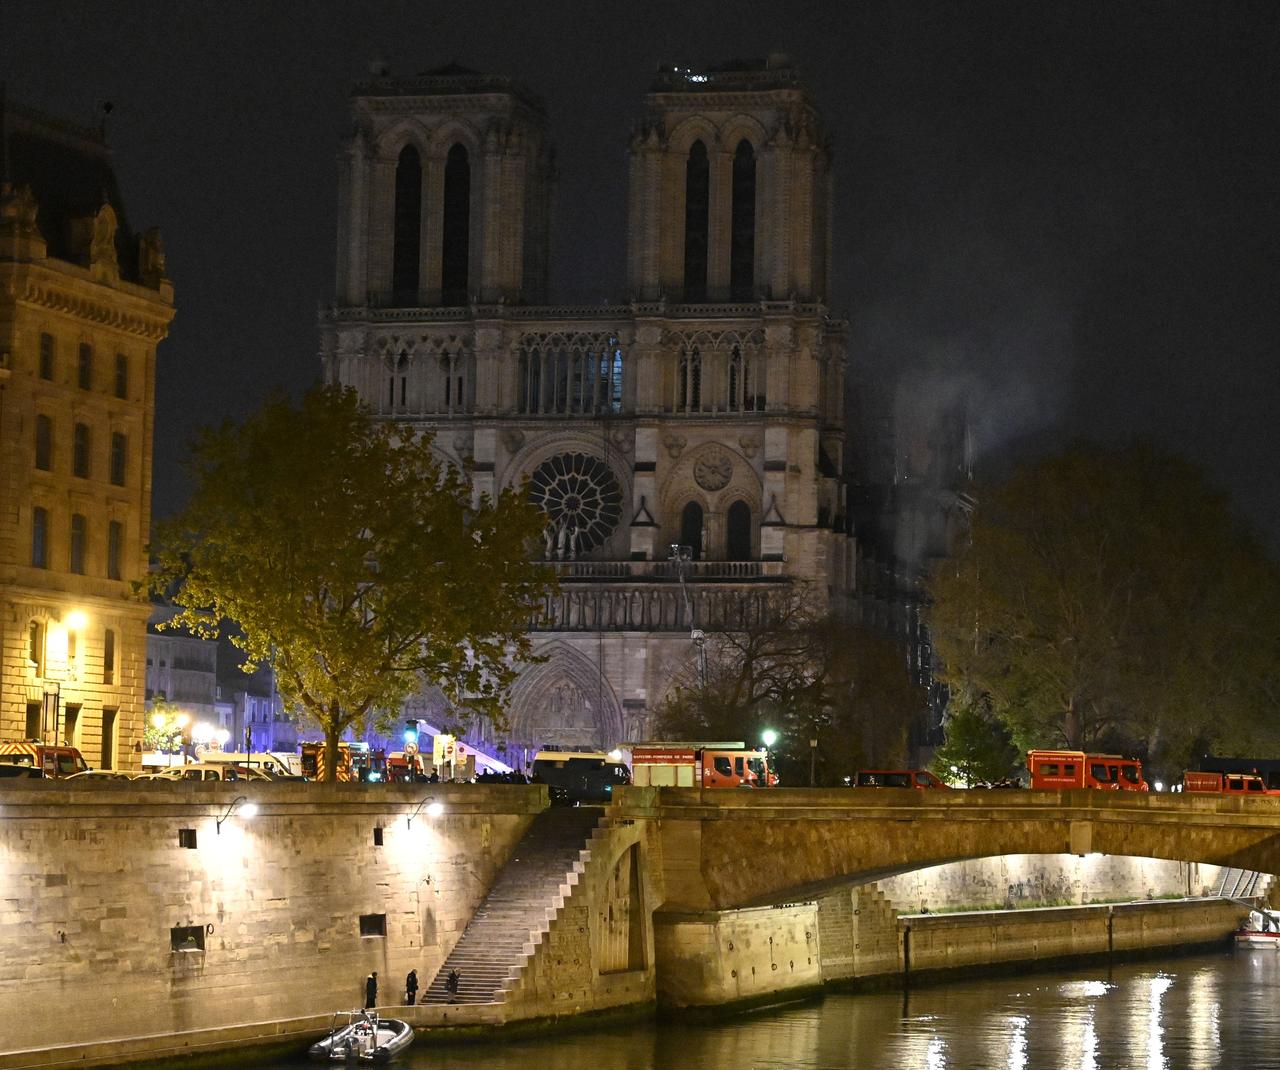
[405,969,418,1005]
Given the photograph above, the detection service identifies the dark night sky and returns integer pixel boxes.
[4,2,1277,545]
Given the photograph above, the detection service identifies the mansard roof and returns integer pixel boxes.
[0,96,141,282]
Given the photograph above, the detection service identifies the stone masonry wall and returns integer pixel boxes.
[879,854,1221,911]
[504,817,656,1017]
[653,903,822,1008]
[0,781,543,1057]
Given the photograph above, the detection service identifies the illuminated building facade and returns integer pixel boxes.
[0,101,174,768]
[322,59,854,763]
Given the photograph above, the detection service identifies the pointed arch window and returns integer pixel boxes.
[683,140,709,302]
[441,143,471,305]
[730,139,756,300]
[391,146,422,304]
[678,346,702,413]
[728,346,744,412]
[680,502,704,561]
[726,500,753,561]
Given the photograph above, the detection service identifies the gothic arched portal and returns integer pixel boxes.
[506,643,624,758]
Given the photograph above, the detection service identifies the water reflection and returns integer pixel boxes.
[260,951,1277,1069]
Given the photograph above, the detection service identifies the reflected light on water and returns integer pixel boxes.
[1186,967,1221,1070]
[1005,1014,1028,1070]
[1060,980,1112,999]
[1080,1014,1099,1070]
[1147,975,1174,1070]
[926,1033,947,1069]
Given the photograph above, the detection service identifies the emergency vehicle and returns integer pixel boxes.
[1182,771,1272,795]
[299,741,386,782]
[629,742,776,788]
[0,741,89,778]
[1027,750,1148,791]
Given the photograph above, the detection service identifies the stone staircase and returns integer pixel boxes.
[1212,866,1270,900]
[422,807,601,1005]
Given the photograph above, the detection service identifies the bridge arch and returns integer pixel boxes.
[618,788,1280,911]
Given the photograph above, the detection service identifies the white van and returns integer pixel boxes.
[197,751,299,777]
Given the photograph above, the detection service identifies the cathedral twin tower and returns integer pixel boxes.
[321,58,853,762]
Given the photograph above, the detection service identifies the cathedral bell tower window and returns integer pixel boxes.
[391,146,422,305]
[730,140,756,301]
[441,144,471,306]
[683,140,709,303]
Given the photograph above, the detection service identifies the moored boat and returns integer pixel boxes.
[1235,909,1280,949]
[308,1011,414,1063]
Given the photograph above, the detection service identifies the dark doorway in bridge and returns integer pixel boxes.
[600,844,646,973]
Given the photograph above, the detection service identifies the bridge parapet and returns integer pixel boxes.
[613,786,1280,911]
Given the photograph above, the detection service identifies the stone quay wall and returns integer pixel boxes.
[0,781,549,1064]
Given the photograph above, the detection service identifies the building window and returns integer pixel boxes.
[391,145,422,304]
[730,139,756,300]
[359,914,387,938]
[680,501,704,561]
[31,507,49,568]
[516,336,622,416]
[103,628,116,684]
[178,829,198,850]
[27,621,44,674]
[39,333,54,380]
[35,415,52,470]
[727,500,753,561]
[78,343,93,390]
[170,925,204,952]
[101,707,116,769]
[107,521,123,580]
[441,143,470,305]
[373,826,384,847]
[65,704,80,747]
[110,432,127,486]
[114,353,128,399]
[677,346,702,412]
[26,702,42,739]
[683,140,710,302]
[73,423,90,478]
[69,513,87,574]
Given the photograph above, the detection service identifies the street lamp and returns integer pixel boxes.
[407,796,444,829]
[670,544,708,687]
[216,795,258,834]
[761,729,778,749]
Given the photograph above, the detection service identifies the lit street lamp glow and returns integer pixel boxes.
[761,729,778,748]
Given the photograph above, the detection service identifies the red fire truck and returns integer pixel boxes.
[629,742,776,788]
[1027,750,1148,791]
[0,741,89,779]
[1182,771,1273,795]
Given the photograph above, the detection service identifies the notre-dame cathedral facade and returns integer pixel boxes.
[320,58,855,768]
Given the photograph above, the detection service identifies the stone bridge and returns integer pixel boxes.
[2,781,1273,1067]
[614,786,1280,911]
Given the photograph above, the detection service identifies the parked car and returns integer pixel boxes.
[848,769,950,789]
[144,763,272,783]
[65,769,136,781]
[0,762,44,779]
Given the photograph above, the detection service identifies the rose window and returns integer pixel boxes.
[528,452,622,553]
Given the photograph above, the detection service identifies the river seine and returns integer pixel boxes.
[269,950,1280,1070]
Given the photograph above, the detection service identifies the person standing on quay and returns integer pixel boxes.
[405,969,418,1005]
[365,971,378,1009]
